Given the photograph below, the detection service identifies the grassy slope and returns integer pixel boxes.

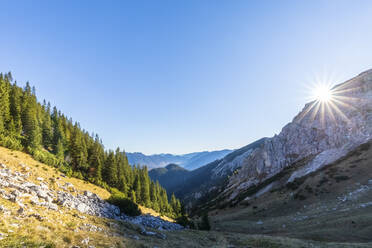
[1,146,370,247]
[210,140,372,245]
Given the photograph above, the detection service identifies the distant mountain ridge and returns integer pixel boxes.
[127,149,232,169]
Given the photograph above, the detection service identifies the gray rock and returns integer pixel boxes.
[0,232,8,240]
[84,191,93,197]
[29,213,46,221]
[142,231,156,236]
[131,235,140,240]
[155,232,167,240]
[17,207,25,215]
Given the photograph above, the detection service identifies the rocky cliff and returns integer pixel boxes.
[220,69,372,201]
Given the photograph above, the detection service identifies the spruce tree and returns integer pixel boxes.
[141,167,151,207]
[41,107,53,150]
[0,76,10,135]
[9,83,23,137]
[21,92,41,150]
[102,151,118,187]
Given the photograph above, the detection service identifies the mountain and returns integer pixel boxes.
[210,139,372,242]
[149,164,189,194]
[148,138,267,200]
[127,149,232,169]
[171,69,372,211]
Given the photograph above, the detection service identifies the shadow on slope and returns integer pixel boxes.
[210,140,372,243]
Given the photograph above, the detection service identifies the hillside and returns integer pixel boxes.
[1,146,362,247]
[149,164,189,195]
[127,149,232,170]
[210,139,372,243]
[176,69,372,211]
[0,73,182,219]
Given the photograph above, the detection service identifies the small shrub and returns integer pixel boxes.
[29,148,63,167]
[334,175,350,182]
[294,192,306,200]
[107,193,141,217]
[317,176,329,187]
[176,215,195,229]
[0,135,23,150]
[359,142,371,151]
[72,171,84,180]
[286,178,303,190]
[305,185,313,193]
[63,236,72,244]
[198,213,211,231]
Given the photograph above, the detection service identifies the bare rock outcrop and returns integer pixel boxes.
[216,69,372,200]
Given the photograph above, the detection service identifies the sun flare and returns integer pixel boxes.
[298,73,362,126]
[312,84,334,103]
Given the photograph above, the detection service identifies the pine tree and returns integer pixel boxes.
[21,92,41,149]
[134,173,142,204]
[0,76,10,135]
[170,193,181,217]
[141,167,151,207]
[88,135,103,182]
[199,213,211,231]
[9,83,23,137]
[41,106,53,150]
[130,190,136,203]
[102,151,118,187]
[69,124,87,171]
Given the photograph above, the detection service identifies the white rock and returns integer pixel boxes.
[81,237,90,245]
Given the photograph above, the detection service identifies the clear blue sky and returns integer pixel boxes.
[1,0,372,154]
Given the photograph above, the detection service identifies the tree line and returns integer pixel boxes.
[0,72,182,218]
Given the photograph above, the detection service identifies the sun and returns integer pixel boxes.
[312,84,334,103]
[297,72,362,125]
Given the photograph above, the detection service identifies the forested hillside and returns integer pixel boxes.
[0,72,181,218]
[149,164,189,195]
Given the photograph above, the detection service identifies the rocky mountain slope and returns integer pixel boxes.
[211,139,372,243]
[1,146,356,247]
[179,69,372,210]
[127,149,232,170]
[221,69,372,203]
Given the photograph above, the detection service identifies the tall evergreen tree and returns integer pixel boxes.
[0,76,10,135]
[9,83,23,137]
[102,151,117,187]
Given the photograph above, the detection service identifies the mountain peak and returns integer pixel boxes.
[165,163,187,171]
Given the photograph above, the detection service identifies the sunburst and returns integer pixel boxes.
[311,84,334,103]
[297,73,362,125]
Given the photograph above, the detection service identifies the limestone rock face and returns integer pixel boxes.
[219,69,372,199]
